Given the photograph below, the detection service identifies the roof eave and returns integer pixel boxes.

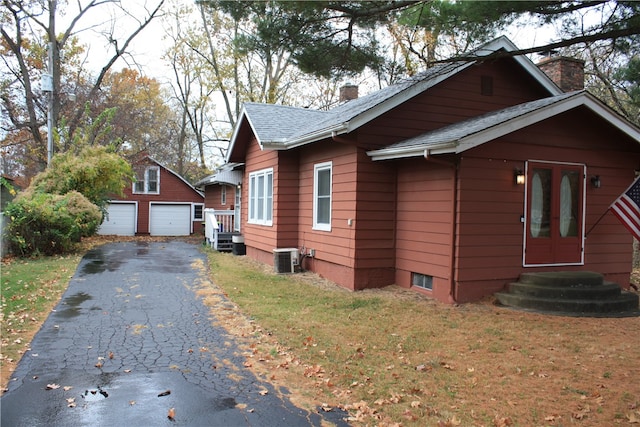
[367,141,458,161]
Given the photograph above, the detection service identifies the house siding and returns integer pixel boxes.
[120,158,203,235]
[204,184,235,211]
[452,110,640,302]
[360,59,550,149]
[243,138,279,255]
[394,158,456,302]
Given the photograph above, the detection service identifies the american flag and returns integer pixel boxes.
[610,176,640,241]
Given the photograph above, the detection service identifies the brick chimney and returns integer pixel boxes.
[537,55,585,92]
[339,84,358,102]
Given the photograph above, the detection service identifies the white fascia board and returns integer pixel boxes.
[349,65,475,133]
[368,142,457,161]
[475,36,561,96]
[456,93,640,153]
[225,109,249,163]
[268,123,350,149]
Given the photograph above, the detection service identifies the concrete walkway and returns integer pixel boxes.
[1,241,348,426]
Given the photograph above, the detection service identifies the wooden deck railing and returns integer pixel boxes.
[204,209,237,250]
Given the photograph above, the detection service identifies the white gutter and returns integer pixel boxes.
[367,141,457,161]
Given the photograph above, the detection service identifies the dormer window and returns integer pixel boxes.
[133,166,160,194]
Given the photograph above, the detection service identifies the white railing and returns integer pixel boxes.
[204,209,236,249]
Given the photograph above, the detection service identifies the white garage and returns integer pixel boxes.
[98,202,137,236]
[149,203,192,236]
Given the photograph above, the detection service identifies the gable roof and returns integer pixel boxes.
[136,155,204,197]
[367,91,640,161]
[195,163,244,187]
[226,36,562,162]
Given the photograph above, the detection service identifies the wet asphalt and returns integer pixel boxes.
[1,241,349,426]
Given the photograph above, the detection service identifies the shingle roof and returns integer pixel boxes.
[367,91,640,160]
[226,36,564,161]
[243,103,327,144]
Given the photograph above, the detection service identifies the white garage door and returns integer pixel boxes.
[149,204,191,236]
[98,203,136,236]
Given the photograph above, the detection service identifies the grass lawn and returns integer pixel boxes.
[205,250,640,427]
[1,253,81,386]
[2,238,639,427]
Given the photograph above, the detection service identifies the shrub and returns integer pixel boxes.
[4,190,102,257]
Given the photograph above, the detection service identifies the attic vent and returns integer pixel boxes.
[481,75,493,96]
[273,248,299,274]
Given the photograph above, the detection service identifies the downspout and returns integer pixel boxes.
[424,149,458,304]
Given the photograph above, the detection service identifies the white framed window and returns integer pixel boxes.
[248,168,273,225]
[221,186,227,205]
[133,166,160,194]
[193,203,204,221]
[313,161,332,231]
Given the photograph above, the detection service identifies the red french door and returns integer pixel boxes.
[524,161,585,266]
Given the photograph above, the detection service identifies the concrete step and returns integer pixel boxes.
[518,271,604,287]
[495,290,639,314]
[506,281,622,299]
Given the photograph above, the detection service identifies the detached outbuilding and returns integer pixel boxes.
[99,155,204,236]
[204,36,640,306]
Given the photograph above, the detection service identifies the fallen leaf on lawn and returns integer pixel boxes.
[63,386,73,391]
[129,401,136,406]
[493,415,512,427]
[66,398,75,404]
[411,400,422,408]
[95,361,103,368]
[46,384,60,390]
[167,407,176,420]
[627,412,640,423]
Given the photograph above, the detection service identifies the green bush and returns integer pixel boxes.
[4,190,102,257]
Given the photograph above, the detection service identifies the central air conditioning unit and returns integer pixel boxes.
[273,248,299,274]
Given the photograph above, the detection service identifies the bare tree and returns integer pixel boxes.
[1,0,165,174]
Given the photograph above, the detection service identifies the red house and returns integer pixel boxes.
[99,155,204,236]
[204,37,640,306]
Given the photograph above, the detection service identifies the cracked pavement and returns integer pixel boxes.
[1,241,348,426]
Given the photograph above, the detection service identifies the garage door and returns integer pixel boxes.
[98,203,136,236]
[149,204,191,236]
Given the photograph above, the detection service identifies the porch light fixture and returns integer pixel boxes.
[514,168,525,185]
[591,175,601,188]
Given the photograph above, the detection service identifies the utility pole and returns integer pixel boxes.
[46,0,58,166]
[47,41,54,165]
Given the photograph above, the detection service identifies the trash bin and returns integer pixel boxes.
[232,235,246,256]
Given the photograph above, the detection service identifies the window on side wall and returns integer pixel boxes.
[313,161,332,231]
[193,203,204,221]
[221,186,226,205]
[248,168,273,225]
[133,166,160,194]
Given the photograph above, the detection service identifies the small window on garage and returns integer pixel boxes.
[193,203,204,221]
[412,273,433,290]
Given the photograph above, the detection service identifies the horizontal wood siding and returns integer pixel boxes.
[395,158,455,297]
[353,149,396,288]
[117,158,204,235]
[243,138,280,255]
[297,141,358,286]
[453,110,640,302]
[204,184,234,210]
[359,59,550,149]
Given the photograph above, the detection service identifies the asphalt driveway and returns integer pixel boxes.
[1,241,348,426]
